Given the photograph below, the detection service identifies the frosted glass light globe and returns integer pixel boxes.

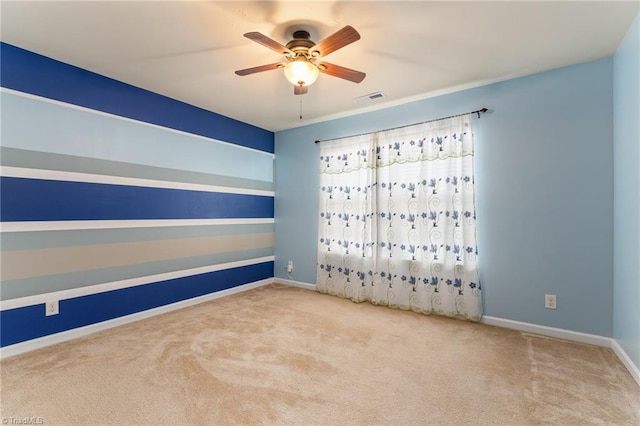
[284,58,319,86]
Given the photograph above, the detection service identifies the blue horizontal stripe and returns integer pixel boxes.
[0,43,274,153]
[0,261,274,347]
[1,177,274,221]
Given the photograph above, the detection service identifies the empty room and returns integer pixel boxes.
[1,1,639,424]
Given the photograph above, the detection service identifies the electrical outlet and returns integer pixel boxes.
[45,300,59,316]
[545,294,557,310]
[286,260,293,273]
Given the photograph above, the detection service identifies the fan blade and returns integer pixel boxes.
[244,32,293,56]
[317,62,366,83]
[294,85,308,95]
[310,26,360,57]
[235,63,283,76]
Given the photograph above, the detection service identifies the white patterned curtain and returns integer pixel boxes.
[317,114,482,321]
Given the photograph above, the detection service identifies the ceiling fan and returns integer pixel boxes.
[235,25,366,95]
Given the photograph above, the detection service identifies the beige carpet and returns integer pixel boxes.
[1,286,638,425]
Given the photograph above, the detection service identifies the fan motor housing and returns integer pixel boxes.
[286,30,315,54]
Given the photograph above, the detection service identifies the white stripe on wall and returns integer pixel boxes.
[0,218,275,233]
[0,166,274,197]
[0,255,275,311]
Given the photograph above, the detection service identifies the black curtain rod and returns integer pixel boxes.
[314,107,488,144]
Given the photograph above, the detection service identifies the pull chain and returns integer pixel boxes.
[299,96,303,120]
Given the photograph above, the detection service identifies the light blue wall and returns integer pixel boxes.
[275,57,614,337]
[613,14,640,370]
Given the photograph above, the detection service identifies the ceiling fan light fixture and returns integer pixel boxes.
[236,26,364,95]
[284,56,319,87]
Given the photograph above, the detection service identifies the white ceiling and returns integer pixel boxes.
[1,1,638,132]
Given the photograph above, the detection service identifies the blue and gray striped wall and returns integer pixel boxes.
[0,43,275,349]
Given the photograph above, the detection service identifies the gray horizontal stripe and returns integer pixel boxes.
[2,233,274,280]
[1,247,274,300]
[1,223,274,251]
[0,147,274,191]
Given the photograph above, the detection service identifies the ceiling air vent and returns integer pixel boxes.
[354,92,386,104]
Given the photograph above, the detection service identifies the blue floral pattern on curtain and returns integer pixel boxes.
[317,115,482,321]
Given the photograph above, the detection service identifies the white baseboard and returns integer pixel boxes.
[0,278,273,360]
[481,316,612,347]
[274,277,318,291]
[3,278,638,388]
[482,316,639,388]
[268,283,640,387]
[611,339,640,387]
